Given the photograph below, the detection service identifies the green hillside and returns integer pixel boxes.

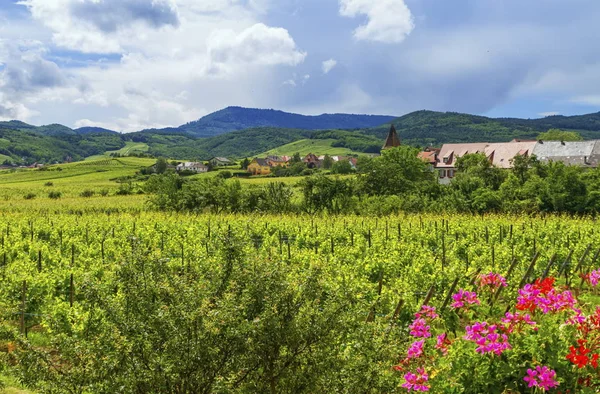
[364,110,600,147]
[261,139,361,157]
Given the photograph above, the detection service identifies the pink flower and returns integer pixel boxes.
[409,318,432,338]
[587,269,600,286]
[523,366,559,391]
[516,281,577,314]
[402,367,429,392]
[435,333,450,355]
[451,289,480,309]
[501,312,537,333]
[415,305,439,320]
[407,340,425,359]
[464,321,511,356]
[477,272,507,291]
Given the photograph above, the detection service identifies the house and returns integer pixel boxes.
[209,157,233,167]
[418,148,440,171]
[382,124,401,150]
[266,156,289,168]
[176,162,209,173]
[532,140,600,167]
[303,153,321,169]
[435,140,541,184]
[436,143,489,184]
[247,158,271,175]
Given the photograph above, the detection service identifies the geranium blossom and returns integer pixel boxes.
[477,272,507,291]
[516,277,577,314]
[464,321,511,356]
[567,340,591,368]
[435,333,451,355]
[451,289,480,309]
[402,367,430,392]
[582,269,600,286]
[407,340,425,359]
[409,318,431,338]
[523,366,559,391]
[501,311,537,333]
[415,305,439,320]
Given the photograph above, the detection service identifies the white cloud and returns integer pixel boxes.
[339,0,414,43]
[322,59,337,74]
[18,0,180,53]
[207,23,306,75]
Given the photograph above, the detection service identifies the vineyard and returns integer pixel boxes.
[0,212,599,392]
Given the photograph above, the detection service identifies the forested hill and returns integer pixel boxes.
[171,107,397,137]
[363,110,600,146]
[7,109,600,163]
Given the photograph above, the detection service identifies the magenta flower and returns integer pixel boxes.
[409,318,432,338]
[523,366,559,391]
[435,333,450,355]
[402,367,429,392]
[588,269,600,286]
[451,289,480,309]
[501,312,537,333]
[406,340,425,359]
[415,305,439,320]
[516,283,577,314]
[477,272,507,291]
[464,321,511,356]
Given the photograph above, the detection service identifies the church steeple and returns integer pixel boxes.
[382,124,401,150]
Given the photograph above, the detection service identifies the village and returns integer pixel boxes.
[173,125,600,184]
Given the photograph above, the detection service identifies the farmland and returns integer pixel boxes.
[0,210,599,392]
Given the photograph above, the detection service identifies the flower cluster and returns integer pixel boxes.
[450,289,480,310]
[566,339,599,369]
[415,305,439,320]
[407,340,425,359]
[435,333,451,355]
[409,318,432,338]
[463,321,511,356]
[582,269,600,286]
[477,272,507,291]
[523,366,559,391]
[501,311,537,333]
[516,277,576,314]
[409,305,438,338]
[402,367,429,392]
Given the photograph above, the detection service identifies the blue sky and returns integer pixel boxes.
[1,0,600,131]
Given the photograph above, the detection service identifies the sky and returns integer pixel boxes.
[1,0,600,132]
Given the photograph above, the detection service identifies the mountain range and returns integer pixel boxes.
[3,107,600,164]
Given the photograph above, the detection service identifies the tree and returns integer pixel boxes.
[331,160,353,175]
[358,146,436,196]
[241,158,250,170]
[537,129,583,142]
[322,155,334,170]
[291,152,302,164]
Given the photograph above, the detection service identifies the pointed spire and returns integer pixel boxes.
[382,124,401,150]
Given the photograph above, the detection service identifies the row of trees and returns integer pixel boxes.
[147,146,600,215]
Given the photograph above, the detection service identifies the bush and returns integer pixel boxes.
[116,184,133,196]
[24,193,36,200]
[80,190,95,198]
[44,182,54,187]
[48,191,62,199]
[99,189,109,197]
[217,170,233,179]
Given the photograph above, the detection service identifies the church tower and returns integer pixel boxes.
[382,124,401,150]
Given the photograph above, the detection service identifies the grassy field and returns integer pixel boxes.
[0,157,154,208]
[261,139,361,157]
[106,141,149,156]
